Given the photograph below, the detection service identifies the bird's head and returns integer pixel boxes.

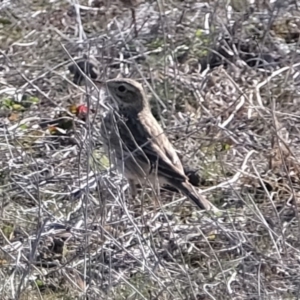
[105,78,149,113]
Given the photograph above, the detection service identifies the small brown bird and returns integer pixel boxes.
[100,78,215,211]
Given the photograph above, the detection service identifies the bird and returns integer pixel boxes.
[100,78,215,211]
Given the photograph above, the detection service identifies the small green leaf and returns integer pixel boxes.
[2,224,14,238]
[35,279,44,287]
[0,18,12,25]
[12,103,24,111]
[99,155,110,168]
[3,98,13,108]
[195,29,203,38]
[223,143,231,151]
[19,124,28,130]
[28,96,39,104]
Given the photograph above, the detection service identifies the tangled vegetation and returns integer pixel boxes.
[1,0,300,299]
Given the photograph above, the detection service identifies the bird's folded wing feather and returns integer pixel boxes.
[118,112,187,182]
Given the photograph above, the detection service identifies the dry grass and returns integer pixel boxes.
[1,0,300,299]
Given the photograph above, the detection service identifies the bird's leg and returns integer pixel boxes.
[148,178,161,209]
[128,179,137,200]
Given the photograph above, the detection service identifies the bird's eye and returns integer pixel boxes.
[117,85,126,93]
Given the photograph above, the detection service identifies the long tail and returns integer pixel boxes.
[177,181,215,211]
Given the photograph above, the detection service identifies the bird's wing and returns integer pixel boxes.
[119,111,187,182]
